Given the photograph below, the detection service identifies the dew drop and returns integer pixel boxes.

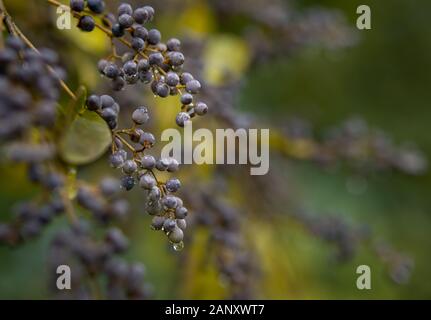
[173,241,184,251]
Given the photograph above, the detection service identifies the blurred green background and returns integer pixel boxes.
[1,0,430,299]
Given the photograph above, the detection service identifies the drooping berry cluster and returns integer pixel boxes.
[86,94,188,249]
[0,196,65,246]
[69,1,208,127]
[0,144,66,247]
[0,36,63,141]
[0,36,68,246]
[0,31,152,298]
[48,222,151,299]
[183,189,258,299]
[76,177,129,223]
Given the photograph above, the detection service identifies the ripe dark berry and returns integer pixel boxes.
[180,72,194,85]
[185,79,201,94]
[86,95,101,111]
[195,102,208,115]
[143,6,155,20]
[133,8,148,24]
[120,175,135,191]
[123,61,137,76]
[122,160,137,174]
[70,0,85,12]
[78,15,95,32]
[141,155,156,169]
[176,219,187,230]
[139,174,156,190]
[176,112,191,127]
[166,38,181,51]
[156,158,169,171]
[87,0,105,14]
[162,196,177,209]
[101,108,117,122]
[112,24,125,37]
[110,152,124,168]
[147,29,161,45]
[131,37,145,52]
[107,119,117,130]
[156,82,170,97]
[167,159,180,172]
[133,26,148,40]
[99,95,115,109]
[118,14,134,28]
[149,52,164,66]
[137,59,150,72]
[118,3,133,16]
[104,64,120,79]
[132,107,149,124]
[168,52,185,67]
[148,186,161,201]
[180,93,193,105]
[175,206,188,219]
[146,201,162,215]
[139,132,155,147]
[166,72,180,86]
[165,178,181,193]
[151,216,165,230]
[168,227,184,243]
[163,219,176,232]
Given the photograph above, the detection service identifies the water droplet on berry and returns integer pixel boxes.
[172,241,184,251]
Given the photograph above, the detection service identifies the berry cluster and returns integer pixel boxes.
[48,222,151,299]
[0,32,151,298]
[184,189,258,299]
[70,1,208,127]
[71,0,105,32]
[0,197,65,246]
[77,178,129,223]
[209,0,355,62]
[0,36,69,246]
[0,36,63,141]
[85,94,188,249]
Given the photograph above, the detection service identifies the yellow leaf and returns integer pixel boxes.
[203,35,250,85]
[178,2,216,35]
[66,22,109,54]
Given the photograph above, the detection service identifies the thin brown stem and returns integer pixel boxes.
[114,133,136,153]
[0,0,17,45]
[13,25,77,100]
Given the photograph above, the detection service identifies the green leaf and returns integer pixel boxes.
[58,110,112,165]
[57,86,87,130]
